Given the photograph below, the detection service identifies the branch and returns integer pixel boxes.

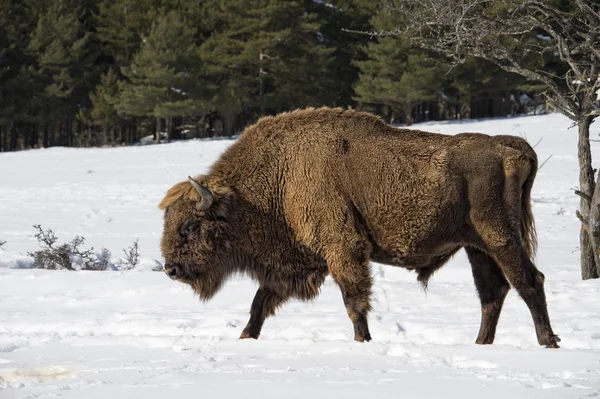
[574,0,600,26]
[538,154,553,171]
[382,0,597,121]
[576,210,588,227]
[574,189,593,203]
[544,93,578,121]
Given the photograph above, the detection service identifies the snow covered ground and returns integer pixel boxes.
[0,113,599,398]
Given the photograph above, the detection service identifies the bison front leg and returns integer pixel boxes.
[327,245,373,342]
[240,287,287,339]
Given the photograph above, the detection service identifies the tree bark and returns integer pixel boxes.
[166,117,171,143]
[43,125,49,148]
[589,170,600,277]
[222,111,236,137]
[403,102,413,126]
[155,116,161,144]
[32,124,38,148]
[577,116,598,279]
[10,123,17,151]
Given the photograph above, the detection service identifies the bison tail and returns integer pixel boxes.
[521,156,538,260]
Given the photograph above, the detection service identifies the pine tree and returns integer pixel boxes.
[199,0,337,134]
[354,35,445,125]
[310,0,376,108]
[89,67,120,145]
[96,0,157,67]
[261,1,338,113]
[27,0,101,146]
[0,0,36,150]
[353,7,447,125]
[117,9,202,143]
[0,0,572,151]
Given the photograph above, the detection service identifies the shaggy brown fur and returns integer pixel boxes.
[159,107,559,347]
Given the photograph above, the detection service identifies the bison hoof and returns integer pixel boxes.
[354,334,372,342]
[239,329,259,340]
[542,335,561,348]
[542,335,560,349]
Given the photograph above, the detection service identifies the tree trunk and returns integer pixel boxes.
[58,121,64,146]
[43,125,49,148]
[68,117,73,147]
[32,124,38,148]
[222,111,236,136]
[23,126,29,150]
[132,122,136,143]
[10,123,17,151]
[166,117,171,143]
[101,125,107,146]
[155,116,161,144]
[589,171,600,277]
[404,102,413,126]
[577,116,598,279]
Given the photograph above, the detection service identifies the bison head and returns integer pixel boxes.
[159,176,235,300]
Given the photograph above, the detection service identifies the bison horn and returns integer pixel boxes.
[188,176,213,211]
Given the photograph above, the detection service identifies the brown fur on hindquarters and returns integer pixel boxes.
[159,107,558,347]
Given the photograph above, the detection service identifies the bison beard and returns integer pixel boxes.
[159,107,560,348]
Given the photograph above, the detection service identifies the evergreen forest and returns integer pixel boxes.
[0,0,564,151]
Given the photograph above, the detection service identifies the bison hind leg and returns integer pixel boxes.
[465,246,510,345]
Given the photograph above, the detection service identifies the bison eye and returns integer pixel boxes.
[179,219,200,238]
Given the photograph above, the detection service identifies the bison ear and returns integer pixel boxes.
[158,178,210,210]
[159,181,190,209]
[158,177,232,211]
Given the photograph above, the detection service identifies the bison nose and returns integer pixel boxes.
[164,266,180,280]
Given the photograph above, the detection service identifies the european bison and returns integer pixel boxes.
[159,107,560,348]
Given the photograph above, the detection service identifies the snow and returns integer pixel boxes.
[536,34,552,41]
[1,113,600,398]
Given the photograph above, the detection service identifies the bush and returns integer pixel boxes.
[118,239,140,271]
[92,248,112,271]
[28,225,109,271]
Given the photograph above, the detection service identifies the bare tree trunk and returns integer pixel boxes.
[58,121,64,146]
[166,117,171,143]
[10,123,17,151]
[32,124,39,148]
[222,111,236,136]
[43,125,49,148]
[259,50,265,116]
[155,117,161,144]
[403,102,413,126]
[577,116,598,279]
[589,171,600,277]
[66,117,72,147]
[133,119,139,143]
[101,125,107,146]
